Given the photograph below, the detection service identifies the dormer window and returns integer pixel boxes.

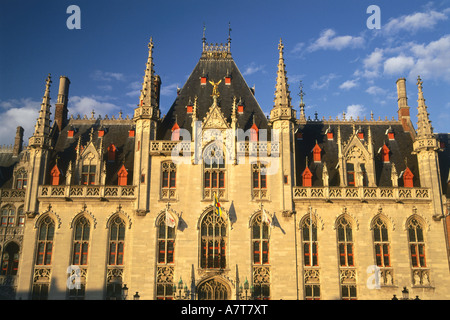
[107,144,117,162]
[98,128,106,137]
[225,76,231,85]
[388,132,395,140]
[296,132,303,141]
[82,164,96,185]
[250,123,259,142]
[381,144,390,163]
[200,76,207,85]
[403,167,414,188]
[128,128,135,137]
[312,143,321,163]
[171,122,180,141]
[358,132,364,140]
[327,132,334,140]
[50,164,61,186]
[117,164,128,186]
[68,128,75,138]
[302,167,313,187]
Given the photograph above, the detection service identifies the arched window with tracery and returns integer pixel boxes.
[302,215,318,267]
[72,216,90,266]
[407,217,426,268]
[1,206,15,227]
[252,213,269,265]
[203,143,226,199]
[35,216,55,266]
[200,211,227,269]
[156,213,176,300]
[337,215,357,300]
[372,217,391,268]
[1,242,19,276]
[108,216,125,266]
[15,169,27,189]
[198,279,228,300]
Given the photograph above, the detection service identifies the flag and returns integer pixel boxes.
[262,208,272,226]
[214,193,223,218]
[165,208,176,228]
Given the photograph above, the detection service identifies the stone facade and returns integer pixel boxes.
[0,36,449,300]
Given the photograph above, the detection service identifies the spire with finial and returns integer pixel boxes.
[138,37,158,109]
[202,23,206,51]
[270,38,296,122]
[273,38,292,109]
[32,74,52,139]
[299,81,306,122]
[227,22,232,51]
[416,76,434,139]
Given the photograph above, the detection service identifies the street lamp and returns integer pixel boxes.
[239,278,252,300]
[121,284,129,300]
[173,277,190,300]
[392,287,420,300]
[133,292,140,300]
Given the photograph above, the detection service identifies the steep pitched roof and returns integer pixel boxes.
[157,49,269,140]
[295,122,420,187]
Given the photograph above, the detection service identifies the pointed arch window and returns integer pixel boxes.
[72,217,90,266]
[337,216,354,267]
[302,215,318,267]
[1,242,19,276]
[15,169,27,189]
[203,144,226,198]
[35,217,55,266]
[200,211,227,269]
[1,206,15,227]
[408,218,426,268]
[250,123,259,142]
[108,217,125,266]
[252,162,267,191]
[157,214,175,264]
[252,213,270,265]
[381,144,390,163]
[373,217,391,267]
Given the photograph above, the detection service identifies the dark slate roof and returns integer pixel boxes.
[295,122,420,187]
[49,120,135,185]
[437,133,450,198]
[0,151,20,188]
[157,54,269,140]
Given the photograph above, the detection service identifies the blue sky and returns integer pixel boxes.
[0,0,449,145]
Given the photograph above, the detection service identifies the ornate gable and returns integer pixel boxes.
[202,97,230,130]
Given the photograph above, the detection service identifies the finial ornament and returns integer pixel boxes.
[148,37,154,50]
[417,75,423,93]
[298,81,305,104]
[278,38,284,54]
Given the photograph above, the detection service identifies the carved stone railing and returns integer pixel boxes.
[0,189,26,201]
[38,185,136,200]
[149,140,280,157]
[293,186,430,202]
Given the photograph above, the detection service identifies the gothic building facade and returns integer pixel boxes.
[0,34,449,300]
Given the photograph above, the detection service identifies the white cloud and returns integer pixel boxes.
[126,81,141,97]
[68,96,120,117]
[160,83,179,97]
[311,73,338,90]
[90,70,125,82]
[243,62,266,76]
[307,29,364,52]
[366,86,386,95]
[0,98,41,145]
[384,10,448,34]
[339,79,359,90]
[291,42,305,54]
[408,34,450,81]
[383,55,415,75]
[342,104,366,120]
